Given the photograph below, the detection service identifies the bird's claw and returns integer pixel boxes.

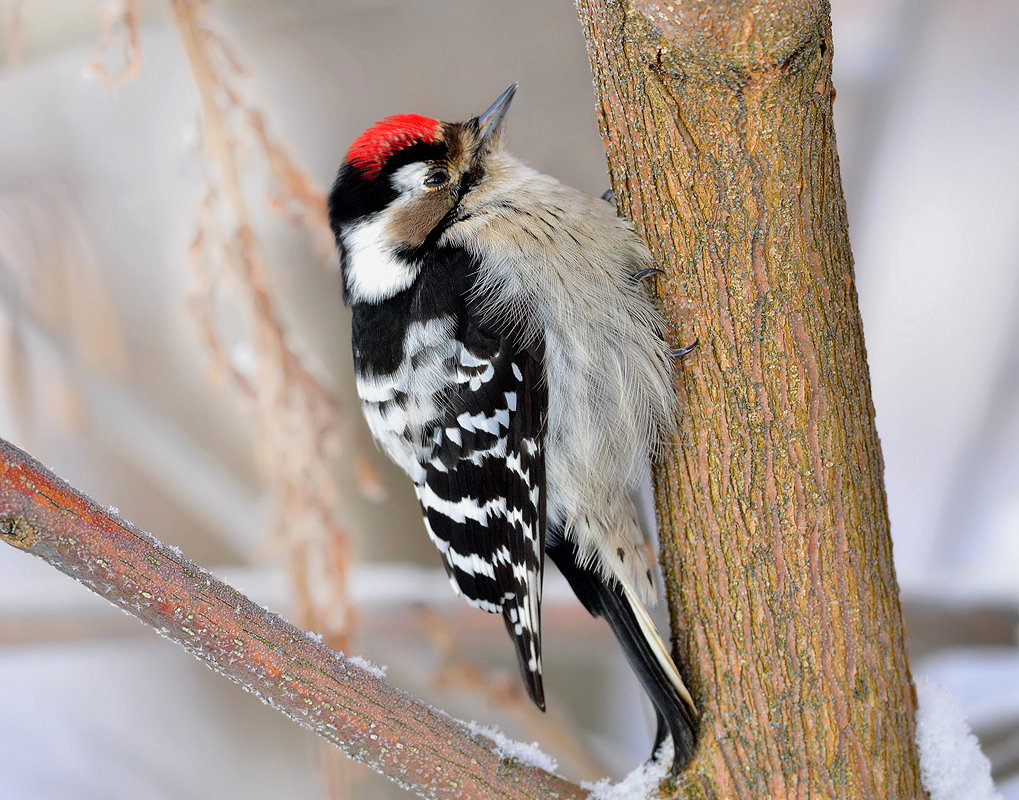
[633,268,665,283]
[668,339,699,359]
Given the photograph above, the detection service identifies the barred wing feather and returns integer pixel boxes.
[415,330,547,709]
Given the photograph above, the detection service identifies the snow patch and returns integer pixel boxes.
[582,739,673,800]
[916,677,1002,800]
[346,654,388,679]
[465,720,558,774]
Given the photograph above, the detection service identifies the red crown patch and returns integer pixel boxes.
[344,114,440,181]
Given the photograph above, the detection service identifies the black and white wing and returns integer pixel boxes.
[414,321,548,708]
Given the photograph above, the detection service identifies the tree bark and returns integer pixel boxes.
[575,1,927,798]
[0,438,585,800]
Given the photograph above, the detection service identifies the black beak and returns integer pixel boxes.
[476,83,517,146]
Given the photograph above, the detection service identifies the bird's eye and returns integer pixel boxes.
[424,167,450,188]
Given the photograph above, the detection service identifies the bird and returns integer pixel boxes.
[327,84,697,770]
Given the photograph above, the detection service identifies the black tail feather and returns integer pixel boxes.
[653,710,669,754]
[502,605,546,710]
[548,539,697,772]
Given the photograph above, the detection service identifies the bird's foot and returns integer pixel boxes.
[668,339,699,359]
[633,267,665,283]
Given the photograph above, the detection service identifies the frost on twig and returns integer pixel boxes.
[465,720,560,774]
[345,654,388,679]
[420,607,608,778]
[0,437,586,800]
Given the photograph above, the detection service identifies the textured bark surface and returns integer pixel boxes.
[575,1,927,798]
[0,438,585,800]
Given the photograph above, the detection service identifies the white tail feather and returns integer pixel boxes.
[619,578,697,712]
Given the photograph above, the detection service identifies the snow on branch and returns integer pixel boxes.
[0,437,585,800]
[915,678,1003,800]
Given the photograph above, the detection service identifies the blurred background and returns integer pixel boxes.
[0,0,1016,797]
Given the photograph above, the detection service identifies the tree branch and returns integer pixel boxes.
[0,437,585,800]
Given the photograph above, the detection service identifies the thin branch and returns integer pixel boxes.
[4,0,23,72]
[87,0,143,88]
[169,0,383,657]
[0,437,585,800]
[162,7,368,791]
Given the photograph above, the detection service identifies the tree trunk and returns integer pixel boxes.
[575,1,927,797]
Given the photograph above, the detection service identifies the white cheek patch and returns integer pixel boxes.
[391,162,430,194]
[342,214,419,303]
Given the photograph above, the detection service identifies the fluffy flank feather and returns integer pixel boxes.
[443,152,679,586]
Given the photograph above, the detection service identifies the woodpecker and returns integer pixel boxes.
[328,85,697,769]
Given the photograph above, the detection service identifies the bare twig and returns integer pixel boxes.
[169,0,370,650]
[0,437,585,800]
[168,6,384,793]
[247,107,336,269]
[87,0,143,88]
[3,0,23,72]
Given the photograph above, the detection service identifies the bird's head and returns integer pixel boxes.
[327,84,517,304]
